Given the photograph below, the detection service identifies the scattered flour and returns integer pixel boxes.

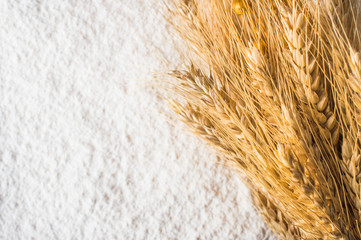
[0,0,275,239]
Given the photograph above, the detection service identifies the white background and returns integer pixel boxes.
[0,1,274,239]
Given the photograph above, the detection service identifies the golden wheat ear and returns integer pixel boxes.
[313,0,361,236]
[250,188,303,240]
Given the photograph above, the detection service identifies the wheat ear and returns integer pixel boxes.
[250,187,303,239]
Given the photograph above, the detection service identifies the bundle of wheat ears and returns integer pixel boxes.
[164,0,361,239]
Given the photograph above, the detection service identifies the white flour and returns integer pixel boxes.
[0,1,275,239]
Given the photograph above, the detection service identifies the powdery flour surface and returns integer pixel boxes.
[0,1,275,239]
